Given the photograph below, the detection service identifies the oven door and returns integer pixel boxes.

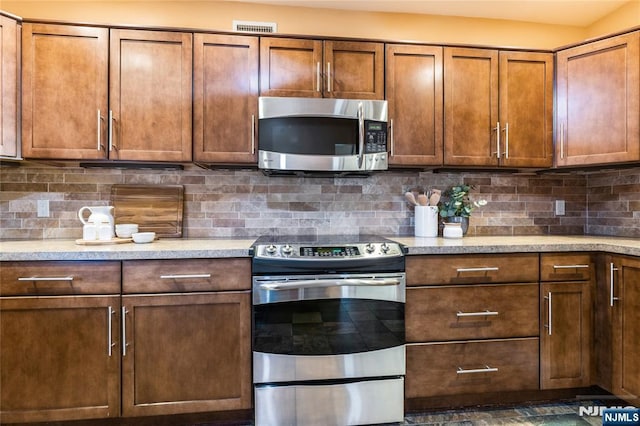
[252,273,405,383]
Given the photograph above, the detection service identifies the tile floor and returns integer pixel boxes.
[403,400,604,425]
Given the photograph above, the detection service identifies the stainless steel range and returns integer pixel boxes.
[251,235,406,426]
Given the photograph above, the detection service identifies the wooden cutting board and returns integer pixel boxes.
[110,185,184,238]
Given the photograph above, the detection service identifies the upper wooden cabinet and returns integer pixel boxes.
[443,48,553,168]
[386,44,443,167]
[193,33,259,164]
[21,24,192,162]
[21,23,109,160]
[260,37,384,99]
[0,13,20,158]
[109,29,192,162]
[556,32,639,167]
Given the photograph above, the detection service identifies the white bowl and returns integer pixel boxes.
[132,232,155,244]
[115,223,138,238]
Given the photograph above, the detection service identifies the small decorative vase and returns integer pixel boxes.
[443,222,463,239]
[445,216,469,235]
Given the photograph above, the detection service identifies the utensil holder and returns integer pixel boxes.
[415,206,438,237]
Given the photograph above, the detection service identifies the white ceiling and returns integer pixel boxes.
[229,0,636,27]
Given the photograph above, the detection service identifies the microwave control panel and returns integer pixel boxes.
[365,121,388,153]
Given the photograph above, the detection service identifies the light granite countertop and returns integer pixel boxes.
[0,235,638,261]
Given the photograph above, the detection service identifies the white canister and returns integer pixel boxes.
[97,222,113,241]
[82,224,98,241]
[443,222,464,239]
[414,206,439,237]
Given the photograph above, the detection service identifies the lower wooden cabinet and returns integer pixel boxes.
[121,292,252,417]
[610,255,640,402]
[406,338,539,398]
[0,295,121,423]
[539,253,594,390]
[539,281,592,389]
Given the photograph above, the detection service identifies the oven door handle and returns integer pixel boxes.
[259,278,401,290]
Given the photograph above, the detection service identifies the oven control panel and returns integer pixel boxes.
[254,242,403,260]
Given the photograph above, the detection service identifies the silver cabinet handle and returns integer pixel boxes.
[251,114,256,154]
[610,262,619,307]
[122,306,129,357]
[457,366,499,374]
[18,276,74,282]
[97,109,103,151]
[108,110,114,152]
[553,264,589,269]
[456,310,499,317]
[456,267,499,273]
[107,306,116,357]
[389,119,394,157]
[544,291,552,335]
[326,62,331,92]
[160,273,212,279]
[260,278,401,291]
[494,121,501,158]
[560,122,565,160]
[357,102,364,169]
[316,62,321,92]
[504,122,509,159]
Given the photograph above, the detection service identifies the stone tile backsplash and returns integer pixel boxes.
[1,163,638,240]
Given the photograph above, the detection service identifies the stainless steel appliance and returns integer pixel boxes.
[251,235,406,426]
[257,97,388,175]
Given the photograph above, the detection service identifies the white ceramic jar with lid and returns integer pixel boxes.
[443,222,463,239]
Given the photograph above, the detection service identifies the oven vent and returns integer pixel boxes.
[233,20,277,33]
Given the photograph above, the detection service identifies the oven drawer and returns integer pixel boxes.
[540,253,593,282]
[407,254,539,286]
[406,284,539,342]
[0,261,120,296]
[123,258,250,293]
[255,377,404,426]
[406,338,539,398]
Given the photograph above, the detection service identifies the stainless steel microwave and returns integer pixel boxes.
[257,97,388,174]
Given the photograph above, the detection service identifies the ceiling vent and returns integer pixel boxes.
[233,20,277,34]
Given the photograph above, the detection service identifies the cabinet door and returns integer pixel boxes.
[1,14,19,158]
[386,44,443,166]
[611,256,640,401]
[21,23,109,160]
[259,37,323,98]
[324,40,384,100]
[194,34,258,164]
[540,281,592,389]
[0,296,120,423]
[121,292,251,416]
[556,32,640,166]
[110,29,192,162]
[444,47,499,166]
[498,51,553,168]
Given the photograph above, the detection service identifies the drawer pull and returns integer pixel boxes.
[457,365,499,374]
[160,274,212,279]
[456,310,499,317]
[552,264,589,269]
[18,276,74,282]
[456,267,499,273]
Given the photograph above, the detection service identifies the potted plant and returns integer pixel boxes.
[438,184,487,235]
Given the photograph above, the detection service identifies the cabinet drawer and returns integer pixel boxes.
[123,258,250,293]
[406,338,539,398]
[540,253,593,281]
[407,254,538,286]
[0,261,120,295]
[406,284,539,342]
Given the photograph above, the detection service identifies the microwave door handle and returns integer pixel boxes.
[357,102,365,169]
